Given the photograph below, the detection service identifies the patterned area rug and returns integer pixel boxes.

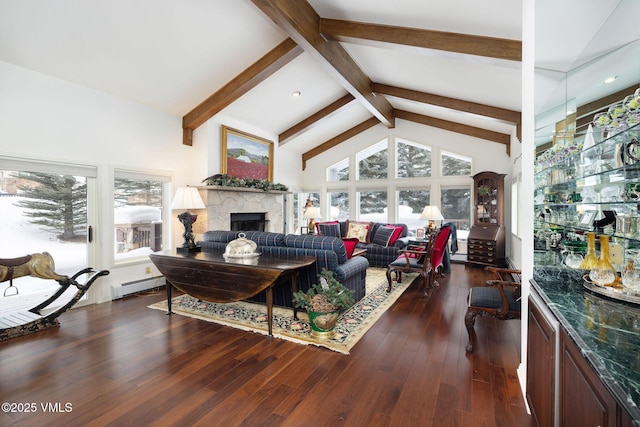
[148,268,417,354]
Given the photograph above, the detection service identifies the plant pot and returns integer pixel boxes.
[308,311,339,339]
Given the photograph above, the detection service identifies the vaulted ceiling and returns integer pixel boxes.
[0,0,524,165]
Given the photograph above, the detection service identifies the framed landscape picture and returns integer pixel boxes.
[221,125,274,181]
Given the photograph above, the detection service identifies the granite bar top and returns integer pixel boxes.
[532,266,640,422]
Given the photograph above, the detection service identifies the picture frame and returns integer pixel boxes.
[221,125,274,181]
[416,227,426,239]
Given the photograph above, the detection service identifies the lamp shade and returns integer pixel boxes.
[171,187,205,210]
[419,205,444,221]
[303,206,323,220]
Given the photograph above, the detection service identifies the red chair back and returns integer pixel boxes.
[431,226,451,270]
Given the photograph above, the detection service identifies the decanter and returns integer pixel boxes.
[579,232,598,269]
[588,235,617,286]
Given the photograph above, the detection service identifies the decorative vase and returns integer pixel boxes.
[588,235,617,286]
[308,311,339,339]
[579,232,598,269]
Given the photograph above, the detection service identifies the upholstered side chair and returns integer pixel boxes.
[386,225,451,296]
[464,266,522,353]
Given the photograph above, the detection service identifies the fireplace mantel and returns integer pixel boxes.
[197,185,290,195]
[196,186,286,233]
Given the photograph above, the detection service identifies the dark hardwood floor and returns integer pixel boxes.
[0,263,532,427]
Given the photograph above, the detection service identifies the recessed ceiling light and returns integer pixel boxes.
[291,91,301,97]
[604,76,617,84]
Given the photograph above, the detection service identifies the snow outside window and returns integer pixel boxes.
[114,170,170,263]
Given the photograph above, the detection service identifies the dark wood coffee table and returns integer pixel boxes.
[149,249,316,336]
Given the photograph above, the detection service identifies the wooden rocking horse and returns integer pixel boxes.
[0,252,109,341]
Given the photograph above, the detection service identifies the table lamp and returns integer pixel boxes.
[420,205,444,232]
[171,186,205,253]
[303,207,322,234]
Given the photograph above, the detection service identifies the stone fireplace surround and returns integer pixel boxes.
[197,186,286,234]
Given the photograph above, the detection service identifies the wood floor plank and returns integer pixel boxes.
[0,264,532,427]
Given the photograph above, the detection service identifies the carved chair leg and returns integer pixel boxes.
[386,269,393,292]
[465,307,479,353]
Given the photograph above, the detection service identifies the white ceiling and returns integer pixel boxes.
[0,0,634,155]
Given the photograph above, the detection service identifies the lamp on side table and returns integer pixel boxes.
[420,205,444,234]
[171,186,205,253]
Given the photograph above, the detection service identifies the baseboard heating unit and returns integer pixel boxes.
[111,276,165,300]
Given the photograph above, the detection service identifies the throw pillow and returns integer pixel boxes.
[341,238,360,259]
[385,224,404,245]
[346,221,370,242]
[316,221,341,237]
[372,226,395,247]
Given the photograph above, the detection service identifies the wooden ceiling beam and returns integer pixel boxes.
[302,117,379,170]
[279,94,355,144]
[250,0,395,129]
[373,83,521,124]
[181,37,303,145]
[395,110,511,154]
[320,19,522,62]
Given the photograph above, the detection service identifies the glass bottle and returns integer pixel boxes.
[589,235,617,286]
[579,232,598,269]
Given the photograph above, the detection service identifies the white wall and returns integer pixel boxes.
[0,60,208,303]
[300,118,515,251]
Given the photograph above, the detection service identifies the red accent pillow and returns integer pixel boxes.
[342,238,360,259]
[385,224,404,245]
[315,221,339,235]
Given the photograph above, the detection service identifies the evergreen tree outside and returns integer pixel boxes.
[329,191,349,220]
[327,158,349,181]
[441,188,471,230]
[12,172,87,241]
[359,190,387,216]
[396,140,431,178]
[441,152,472,176]
[114,178,162,208]
[398,189,430,215]
[357,140,388,180]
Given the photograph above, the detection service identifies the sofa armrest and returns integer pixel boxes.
[334,256,369,283]
[394,237,409,249]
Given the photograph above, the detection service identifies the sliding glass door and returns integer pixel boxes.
[0,158,96,314]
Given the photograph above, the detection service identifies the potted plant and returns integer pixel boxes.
[293,268,355,338]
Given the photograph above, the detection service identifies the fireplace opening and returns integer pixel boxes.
[230,212,266,232]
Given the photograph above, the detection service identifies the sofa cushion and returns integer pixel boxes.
[284,234,348,264]
[241,230,286,247]
[371,226,395,247]
[342,238,360,258]
[201,230,239,243]
[316,221,341,237]
[386,224,404,245]
[345,220,371,242]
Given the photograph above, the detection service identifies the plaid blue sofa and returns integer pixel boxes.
[198,230,369,308]
[335,222,410,268]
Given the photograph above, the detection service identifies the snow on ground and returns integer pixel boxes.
[0,196,85,314]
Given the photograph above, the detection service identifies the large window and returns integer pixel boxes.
[327,158,349,181]
[114,170,169,262]
[328,191,349,221]
[441,151,472,176]
[358,190,387,223]
[357,139,388,180]
[396,139,431,178]
[441,186,472,231]
[397,189,430,231]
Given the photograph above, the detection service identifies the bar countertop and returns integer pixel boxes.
[532,266,640,422]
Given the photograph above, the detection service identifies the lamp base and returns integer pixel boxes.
[177,245,201,253]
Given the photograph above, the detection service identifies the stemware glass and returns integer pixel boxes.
[622,269,640,294]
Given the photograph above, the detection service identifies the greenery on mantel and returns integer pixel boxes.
[201,174,288,192]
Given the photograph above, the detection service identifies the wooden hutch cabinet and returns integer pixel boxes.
[467,171,506,267]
